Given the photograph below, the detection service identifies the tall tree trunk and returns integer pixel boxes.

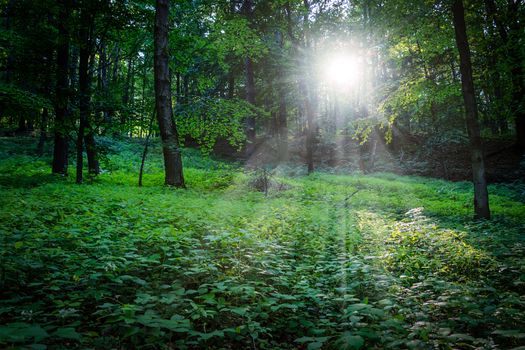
[227,68,235,99]
[52,0,70,175]
[278,89,288,160]
[243,0,256,158]
[245,57,257,157]
[99,41,111,126]
[305,88,315,174]
[76,13,89,184]
[303,0,315,174]
[76,8,99,182]
[111,44,120,84]
[107,43,119,133]
[38,43,53,156]
[141,55,149,137]
[122,56,134,133]
[276,30,288,161]
[175,72,181,100]
[452,0,490,219]
[85,126,99,174]
[154,0,184,187]
[85,38,99,175]
[37,108,48,156]
[16,116,27,135]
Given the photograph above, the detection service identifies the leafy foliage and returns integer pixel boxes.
[176,97,257,154]
[0,138,524,349]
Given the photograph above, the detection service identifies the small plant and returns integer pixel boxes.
[248,167,289,196]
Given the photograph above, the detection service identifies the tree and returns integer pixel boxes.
[452,0,490,219]
[52,0,71,175]
[154,0,184,187]
[242,0,257,158]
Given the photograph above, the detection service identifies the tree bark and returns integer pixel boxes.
[139,109,156,187]
[227,68,235,99]
[303,0,315,174]
[305,89,315,174]
[52,0,70,175]
[243,0,256,158]
[76,11,89,184]
[452,0,490,219]
[86,34,99,176]
[154,0,184,187]
[85,128,100,175]
[76,7,99,182]
[99,41,111,126]
[276,30,288,161]
[36,108,48,156]
[245,56,257,157]
[122,56,134,132]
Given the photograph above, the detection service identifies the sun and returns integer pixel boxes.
[323,54,362,88]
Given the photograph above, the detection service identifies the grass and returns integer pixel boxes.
[0,137,524,349]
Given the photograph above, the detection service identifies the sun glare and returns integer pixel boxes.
[323,54,362,88]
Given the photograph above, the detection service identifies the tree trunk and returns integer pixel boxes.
[176,72,181,100]
[303,1,315,174]
[278,90,288,160]
[99,41,111,126]
[76,8,99,182]
[111,44,120,84]
[16,116,27,135]
[85,128,99,175]
[276,30,288,161]
[243,0,256,157]
[452,0,490,219]
[227,69,235,99]
[154,0,184,187]
[76,13,89,184]
[244,58,256,157]
[52,0,70,175]
[122,56,134,132]
[37,108,48,156]
[305,90,315,174]
[86,36,99,175]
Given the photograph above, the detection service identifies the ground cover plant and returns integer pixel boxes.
[0,138,524,349]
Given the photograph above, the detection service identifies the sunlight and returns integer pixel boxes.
[322,53,363,88]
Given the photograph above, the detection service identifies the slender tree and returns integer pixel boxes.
[276,30,288,161]
[452,0,490,219]
[243,0,257,158]
[52,0,70,175]
[154,0,184,187]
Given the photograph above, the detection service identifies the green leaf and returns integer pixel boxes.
[308,342,323,350]
[0,323,49,342]
[199,330,224,340]
[230,307,248,316]
[54,327,81,340]
[447,334,475,342]
[492,330,525,339]
[336,332,364,350]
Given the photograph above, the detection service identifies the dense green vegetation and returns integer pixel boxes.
[1,138,524,349]
[1,0,525,348]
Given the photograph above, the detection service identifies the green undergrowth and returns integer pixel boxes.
[0,137,524,349]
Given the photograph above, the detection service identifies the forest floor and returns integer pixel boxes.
[0,137,524,349]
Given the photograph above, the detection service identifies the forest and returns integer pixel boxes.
[0,0,524,349]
